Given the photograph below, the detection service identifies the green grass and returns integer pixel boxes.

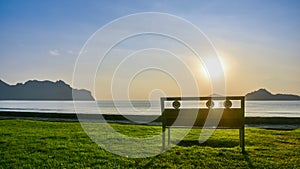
[1,119,299,168]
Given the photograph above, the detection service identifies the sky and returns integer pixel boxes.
[1,0,300,99]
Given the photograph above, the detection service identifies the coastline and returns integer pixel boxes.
[1,111,300,129]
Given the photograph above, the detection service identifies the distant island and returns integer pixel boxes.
[0,79,299,101]
[246,88,300,100]
[0,80,94,100]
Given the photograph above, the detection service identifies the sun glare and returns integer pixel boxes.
[201,57,226,80]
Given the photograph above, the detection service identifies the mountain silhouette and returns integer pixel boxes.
[246,88,300,100]
[0,79,94,100]
[1,79,299,101]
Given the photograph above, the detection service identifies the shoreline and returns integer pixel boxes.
[1,111,300,129]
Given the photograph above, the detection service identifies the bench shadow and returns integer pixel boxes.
[243,152,254,168]
[176,139,254,168]
[176,139,239,148]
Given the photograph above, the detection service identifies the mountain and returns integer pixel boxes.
[0,79,94,100]
[246,88,300,100]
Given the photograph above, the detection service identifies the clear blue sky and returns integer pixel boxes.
[1,0,300,98]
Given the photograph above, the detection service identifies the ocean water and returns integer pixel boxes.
[0,100,300,117]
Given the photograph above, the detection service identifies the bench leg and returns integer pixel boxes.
[239,127,245,153]
[168,127,170,146]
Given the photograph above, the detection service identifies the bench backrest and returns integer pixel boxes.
[161,96,245,128]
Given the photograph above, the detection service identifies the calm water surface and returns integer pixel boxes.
[0,100,299,117]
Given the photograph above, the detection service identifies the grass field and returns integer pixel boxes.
[1,119,299,168]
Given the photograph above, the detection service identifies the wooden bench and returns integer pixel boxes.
[161,96,245,153]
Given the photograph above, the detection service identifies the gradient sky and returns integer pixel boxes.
[1,0,300,99]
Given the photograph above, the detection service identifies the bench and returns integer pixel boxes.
[161,96,245,153]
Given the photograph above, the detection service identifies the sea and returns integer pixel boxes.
[0,100,300,117]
